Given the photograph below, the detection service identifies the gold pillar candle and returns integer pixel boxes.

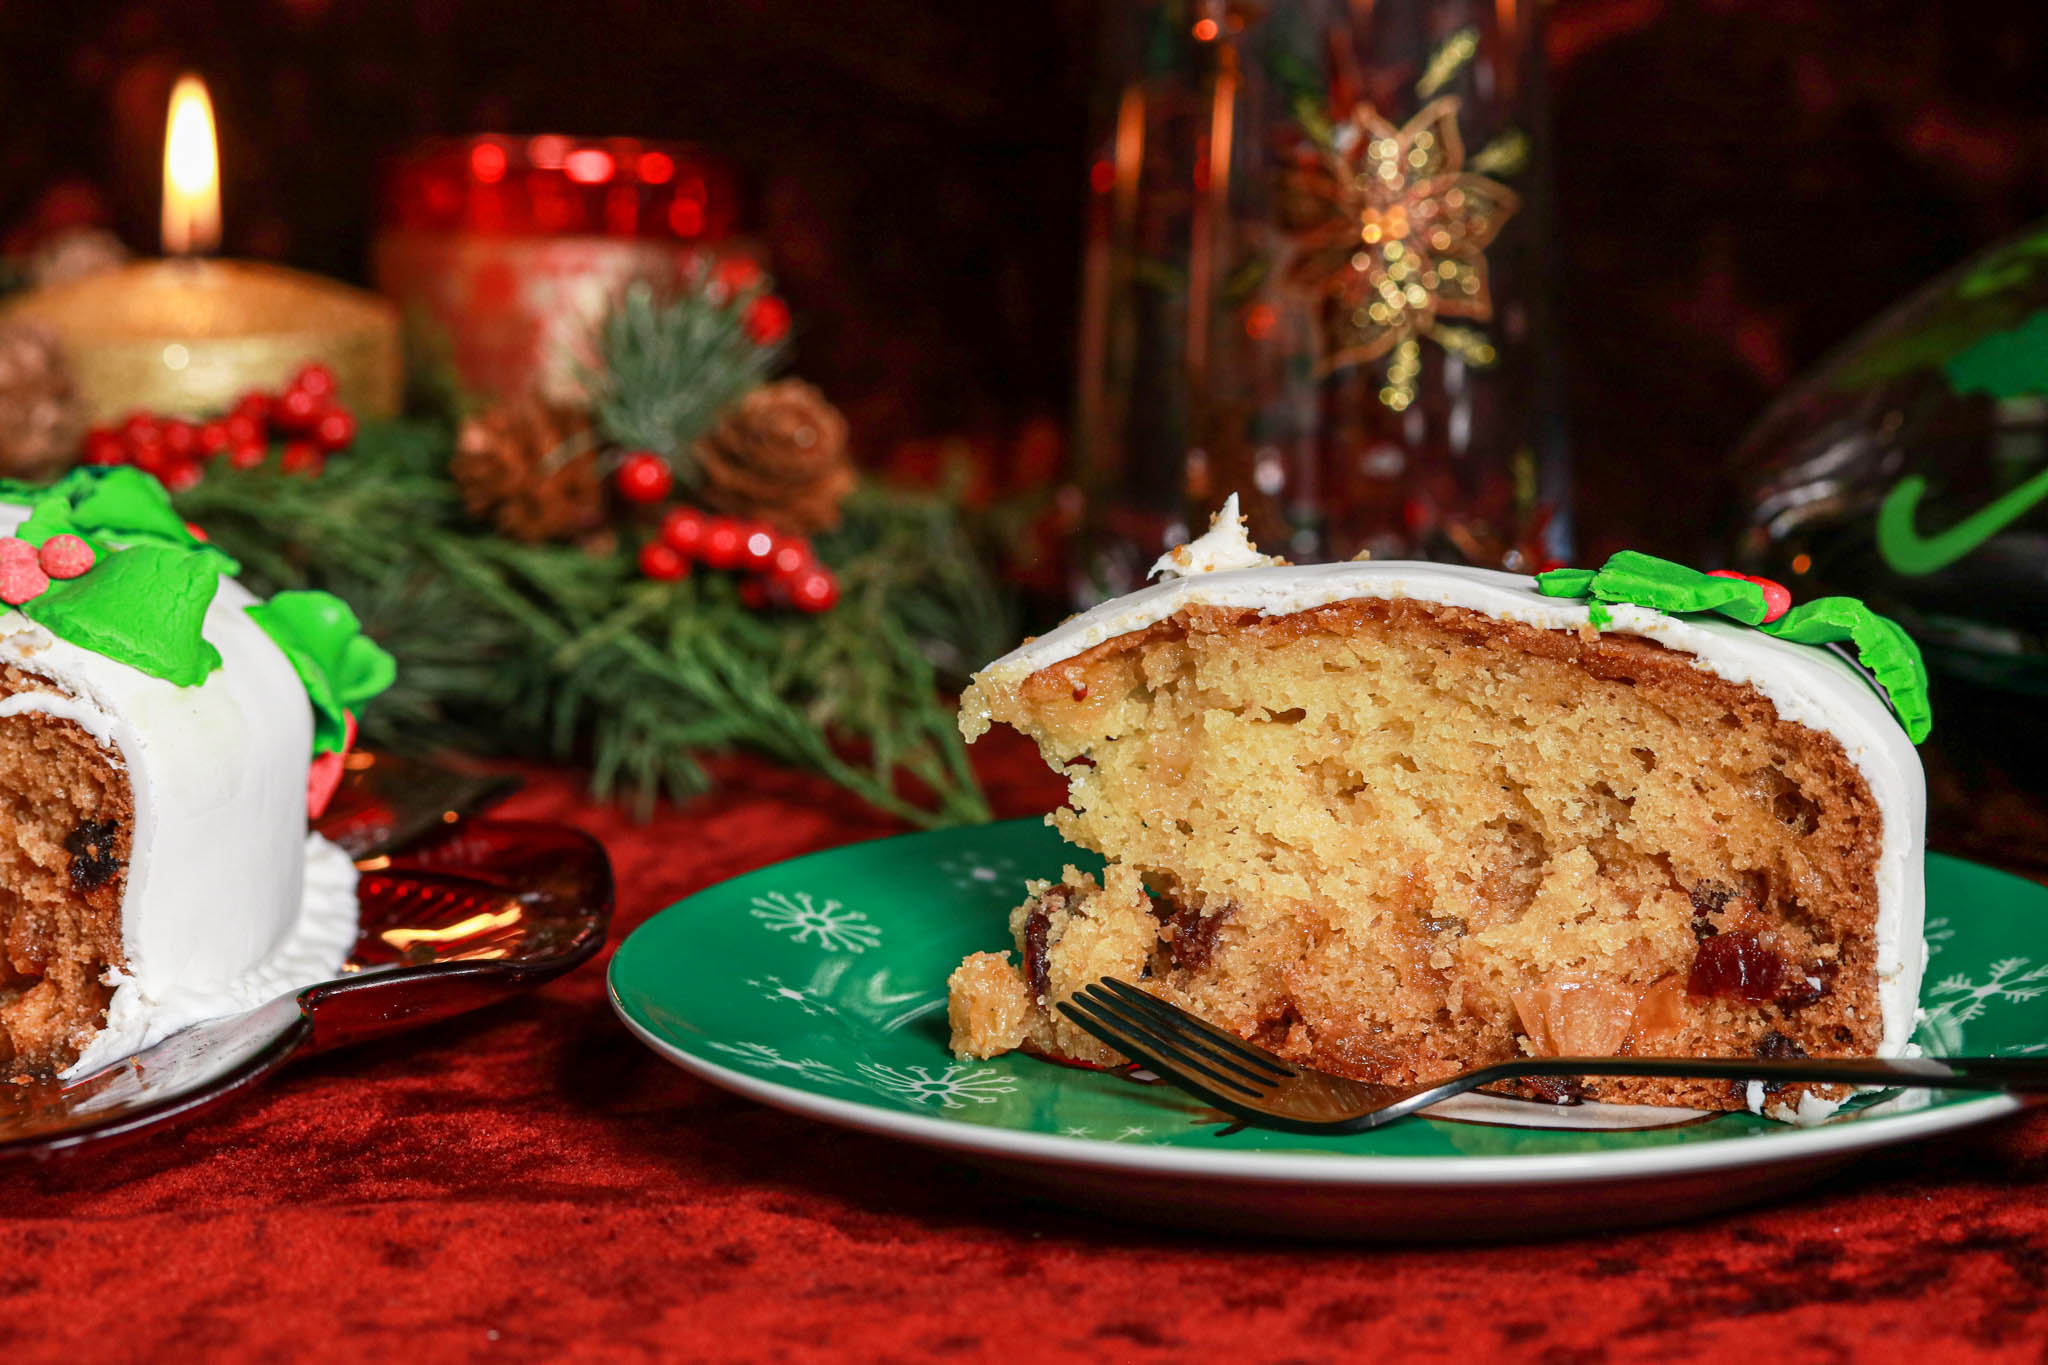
[0,72,400,424]
[1,260,401,423]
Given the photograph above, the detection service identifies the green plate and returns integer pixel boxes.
[609,819,2048,1238]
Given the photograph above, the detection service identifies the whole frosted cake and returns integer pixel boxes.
[0,468,393,1077]
[948,497,1929,1117]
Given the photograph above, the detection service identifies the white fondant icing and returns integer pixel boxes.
[0,506,358,1076]
[68,835,358,1075]
[1148,494,1279,580]
[969,530,1927,1061]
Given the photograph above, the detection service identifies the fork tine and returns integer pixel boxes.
[1095,978,1296,1079]
[1073,985,1286,1091]
[1082,982,1294,1087]
[1056,992,1267,1099]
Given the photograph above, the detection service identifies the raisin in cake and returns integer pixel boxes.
[0,468,393,1077]
[947,497,1928,1118]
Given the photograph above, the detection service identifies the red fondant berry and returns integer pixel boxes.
[700,518,745,570]
[38,535,94,580]
[275,386,322,432]
[744,295,790,345]
[184,521,211,542]
[659,506,707,557]
[638,541,688,581]
[0,539,49,606]
[161,419,197,458]
[789,568,839,613]
[739,523,779,572]
[615,452,674,504]
[313,407,357,452]
[1706,569,1792,624]
[280,441,324,476]
[228,439,268,470]
[197,420,230,456]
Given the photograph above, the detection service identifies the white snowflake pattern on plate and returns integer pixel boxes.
[704,1040,848,1086]
[1925,916,1954,957]
[936,853,1022,893]
[749,890,882,953]
[745,974,839,1017]
[1927,957,2048,1026]
[856,1063,1017,1110]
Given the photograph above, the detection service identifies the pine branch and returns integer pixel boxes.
[587,272,785,473]
[173,419,1004,827]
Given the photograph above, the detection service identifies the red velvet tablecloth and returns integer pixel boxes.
[6,736,2046,1363]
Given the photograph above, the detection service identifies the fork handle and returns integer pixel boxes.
[1482,1055,2048,1092]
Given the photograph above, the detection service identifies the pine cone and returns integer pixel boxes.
[694,380,855,535]
[0,323,82,481]
[451,398,605,542]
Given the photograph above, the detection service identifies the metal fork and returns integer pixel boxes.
[1057,977,2048,1135]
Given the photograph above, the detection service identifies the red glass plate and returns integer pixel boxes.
[0,761,611,1162]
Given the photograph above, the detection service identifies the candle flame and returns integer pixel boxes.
[162,74,220,256]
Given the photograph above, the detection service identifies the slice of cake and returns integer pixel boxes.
[948,497,1928,1118]
[0,468,394,1077]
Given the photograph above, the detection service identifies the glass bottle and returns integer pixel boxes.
[1072,0,1566,602]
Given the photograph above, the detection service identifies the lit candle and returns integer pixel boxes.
[0,74,401,423]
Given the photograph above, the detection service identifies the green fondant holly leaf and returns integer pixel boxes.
[11,468,238,574]
[246,591,397,754]
[23,545,223,687]
[1532,551,1931,743]
[1538,551,1766,624]
[1534,566,1595,598]
[1759,597,1933,743]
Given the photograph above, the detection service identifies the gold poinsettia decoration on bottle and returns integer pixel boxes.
[1282,94,1521,397]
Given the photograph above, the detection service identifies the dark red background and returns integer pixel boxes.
[4,747,2045,1363]
[7,1,2048,555]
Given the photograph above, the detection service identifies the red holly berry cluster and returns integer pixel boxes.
[80,363,360,489]
[636,507,839,612]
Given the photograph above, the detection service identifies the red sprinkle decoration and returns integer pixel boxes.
[0,538,49,606]
[637,541,687,582]
[38,534,94,580]
[615,451,674,504]
[1707,569,1792,624]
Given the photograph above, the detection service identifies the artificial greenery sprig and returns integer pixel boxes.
[171,419,1010,826]
[587,264,786,474]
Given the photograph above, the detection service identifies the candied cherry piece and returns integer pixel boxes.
[1686,930,1786,1003]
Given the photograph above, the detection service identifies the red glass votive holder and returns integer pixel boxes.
[373,135,751,402]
